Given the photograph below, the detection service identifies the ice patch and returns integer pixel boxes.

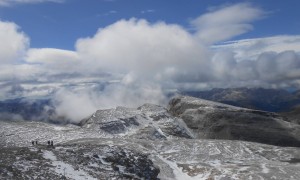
[156,127,166,137]
[52,126,67,131]
[43,150,57,161]
[52,161,97,180]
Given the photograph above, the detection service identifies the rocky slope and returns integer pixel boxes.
[168,96,300,147]
[1,136,300,180]
[80,104,194,140]
[1,96,300,179]
[281,105,300,125]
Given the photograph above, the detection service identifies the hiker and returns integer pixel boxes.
[48,140,50,145]
[35,140,38,145]
[51,140,53,146]
[32,141,34,145]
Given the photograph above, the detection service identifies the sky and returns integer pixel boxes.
[1,0,300,121]
[1,0,300,49]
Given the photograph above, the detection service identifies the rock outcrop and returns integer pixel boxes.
[168,96,300,147]
[80,104,194,140]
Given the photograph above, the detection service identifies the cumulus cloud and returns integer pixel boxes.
[76,18,211,82]
[0,21,29,64]
[1,3,300,122]
[191,3,264,44]
[0,0,64,6]
[208,50,300,89]
[0,20,29,99]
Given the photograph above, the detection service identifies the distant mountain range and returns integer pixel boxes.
[0,98,49,119]
[0,98,66,123]
[183,88,300,112]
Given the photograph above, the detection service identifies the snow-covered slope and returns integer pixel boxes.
[1,137,300,179]
[1,96,300,179]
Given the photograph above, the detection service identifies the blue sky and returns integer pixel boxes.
[0,0,299,50]
[1,0,300,119]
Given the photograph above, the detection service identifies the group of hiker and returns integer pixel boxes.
[31,140,54,146]
[47,140,54,146]
[31,140,38,145]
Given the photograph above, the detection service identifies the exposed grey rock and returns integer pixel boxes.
[128,125,167,140]
[104,147,160,179]
[80,104,194,139]
[168,95,300,147]
[0,143,160,180]
[281,105,300,124]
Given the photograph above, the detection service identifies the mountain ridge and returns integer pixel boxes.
[1,95,300,179]
[183,87,300,112]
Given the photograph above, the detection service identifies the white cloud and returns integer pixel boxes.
[98,10,118,17]
[53,82,167,122]
[25,48,80,74]
[1,3,300,122]
[141,9,155,14]
[26,48,79,64]
[76,18,211,82]
[191,3,264,44]
[54,88,100,122]
[209,50,300,89]
[0,21,29,64]
[213,35,300,61]
[0,0,64,6]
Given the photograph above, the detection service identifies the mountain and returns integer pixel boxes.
[183,88,300,112]
[0,98,52,120]
[168,96,300,147]
[0,98,71,124]
[282,105,300,124]
[1,96,300,179]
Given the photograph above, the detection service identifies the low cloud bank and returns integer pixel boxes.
[53,82,167,122]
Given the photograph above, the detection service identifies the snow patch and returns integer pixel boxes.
[157,155,206,180]
[43,150,57,161]
[43,150,97,180]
